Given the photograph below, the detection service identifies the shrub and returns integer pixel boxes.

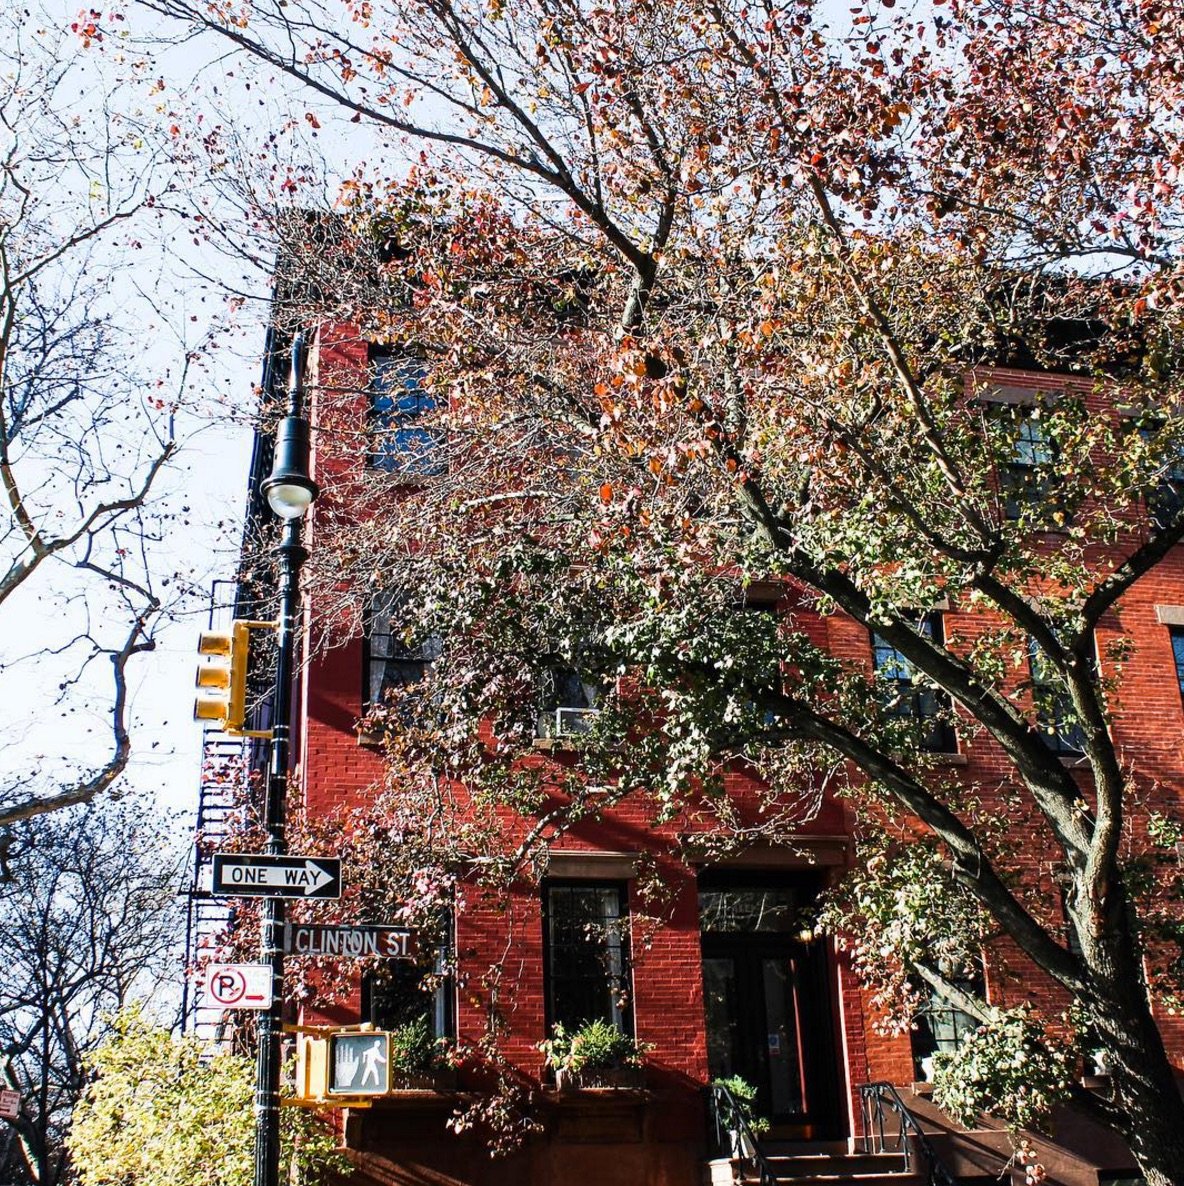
[711,1076,771,1138]
[389,1015,450,1073]
[538,1018,649,1072]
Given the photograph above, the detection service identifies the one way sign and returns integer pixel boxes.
[212,853,342,899]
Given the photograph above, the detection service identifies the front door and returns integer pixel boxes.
[700,878,844,1139]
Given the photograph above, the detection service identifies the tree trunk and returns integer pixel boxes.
[1093,991,1184,1186]
[1112,1066,1184,1186]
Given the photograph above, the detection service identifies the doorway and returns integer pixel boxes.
[699,875,844,1139]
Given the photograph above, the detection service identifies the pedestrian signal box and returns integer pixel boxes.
[291,1026,391,1105]
[330,1032,390,1096]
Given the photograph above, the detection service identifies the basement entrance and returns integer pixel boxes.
[699,874,844,1140]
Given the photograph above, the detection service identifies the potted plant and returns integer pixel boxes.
[539,1018,651,1089]
[389,1016,456,1090]
[711,1076,771,1157]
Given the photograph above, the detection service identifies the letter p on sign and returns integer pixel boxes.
[203,963,273,1009]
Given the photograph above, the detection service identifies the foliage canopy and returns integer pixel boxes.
[132,0,1184,1180]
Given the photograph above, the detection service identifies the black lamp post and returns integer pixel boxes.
[254,331,318,1186]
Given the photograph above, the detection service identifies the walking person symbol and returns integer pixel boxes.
[360,1037,387,1088]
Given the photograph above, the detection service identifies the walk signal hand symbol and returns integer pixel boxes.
[330,1033,391,1095]
[336,1044,361,1087]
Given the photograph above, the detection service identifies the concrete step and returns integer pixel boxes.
[741,1175,922,1186]
[760,1141,854,1156]
[762,1153,909,1176]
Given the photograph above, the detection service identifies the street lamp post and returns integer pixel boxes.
[254,332,318,1186]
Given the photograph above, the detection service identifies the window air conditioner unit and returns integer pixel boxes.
[554,707,599,737]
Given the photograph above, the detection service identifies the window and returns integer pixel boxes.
[910,978,981,1081]
[536,665,602,739]
[871,615,956,752]
[369,352,445,476]
[1028,638,1087,757]
[1000,406,1053,520]
[1170,628,1184,704]
[543,882,632,1034]
[1138,423,1184,529]
[737,592,782,721]
[364,927,453,1040]
[698,885,808,935]
[364,590,442,709]
[1060,883,1083,959]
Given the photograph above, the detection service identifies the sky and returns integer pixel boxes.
[0,0,430,836]
[0,8,274,828]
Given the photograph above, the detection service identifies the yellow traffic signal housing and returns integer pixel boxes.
[290,1025,390,1107]
[194,620,273,737]
[293,1030,332,1104]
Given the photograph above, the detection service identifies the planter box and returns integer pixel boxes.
[391,1068,457,1091]
[555,1066,645,1091]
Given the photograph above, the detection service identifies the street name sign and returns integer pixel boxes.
[203,963,273,1009]
[284,923,417,959]
[212,853,341,899]
[329,1033,390,1096]
[0,1089,20,1120]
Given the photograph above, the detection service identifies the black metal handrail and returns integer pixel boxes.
[706,1083,776,1186]
[858,1082,959,1186]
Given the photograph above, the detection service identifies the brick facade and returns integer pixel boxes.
[283,327,1184,1182]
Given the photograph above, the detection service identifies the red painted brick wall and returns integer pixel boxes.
[292,328,1184,1173]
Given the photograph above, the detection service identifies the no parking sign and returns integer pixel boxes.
[203,963,273,1010]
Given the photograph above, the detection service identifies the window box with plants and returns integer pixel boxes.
[389,1016,457,1091]
[539,1019,651,1090]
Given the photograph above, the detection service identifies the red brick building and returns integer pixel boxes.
[212,320,1184,1185]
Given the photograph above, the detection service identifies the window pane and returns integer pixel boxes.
[365,943,453,1039]
[370,354,445,476]
[998,407,1053,520]
[546,883,630,1033]
[910,977,982,1081]
[1013,414,1052,467]
[698,887,802,934]
[365,591,442,708]
[870,616,955,752]
[1171,629,1184,700]
[1140,425,1184,528]
[1028,639,1086,755]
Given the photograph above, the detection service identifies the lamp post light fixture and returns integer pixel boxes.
[254,331,317,1186]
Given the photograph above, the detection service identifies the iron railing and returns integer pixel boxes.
[706,1083,776,1186]
[858,1082,958,1186]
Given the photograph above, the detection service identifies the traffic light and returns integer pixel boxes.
[194,620,273,737]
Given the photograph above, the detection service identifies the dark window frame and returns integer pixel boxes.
[1027,637,1088,757]
[870,614,957,753]
[362,590,443,711]
[368,349,446,477]
[542,879,634,1036]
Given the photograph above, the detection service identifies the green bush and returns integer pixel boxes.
[538,1018,649,1072]
[711,1076,771,1137]
[69,1007,344,1186]
[389,1015,450,1073]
